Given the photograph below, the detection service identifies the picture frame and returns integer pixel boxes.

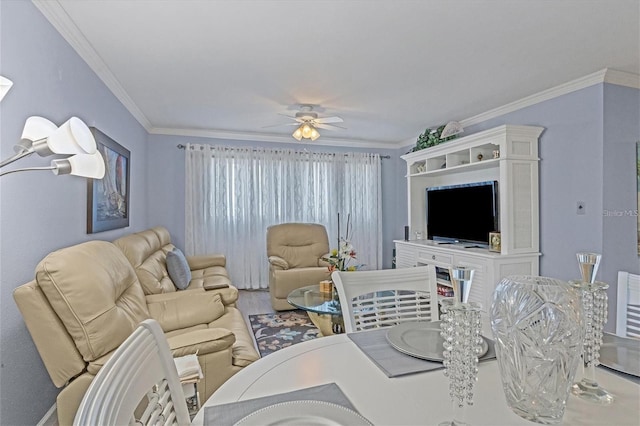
[87,128,130,234]
[489,232,501,253]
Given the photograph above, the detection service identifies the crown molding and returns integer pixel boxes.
[149,127,401,149]
[604,69,640,89]
[461,68,639,128]
[32,0,153,131]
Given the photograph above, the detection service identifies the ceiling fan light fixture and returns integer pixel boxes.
[292,123,321,142]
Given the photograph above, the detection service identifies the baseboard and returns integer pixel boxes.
[37,403,57,426]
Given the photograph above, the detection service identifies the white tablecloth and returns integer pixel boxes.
[193,334,640,425]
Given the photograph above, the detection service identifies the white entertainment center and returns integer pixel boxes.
[395,125,544,327]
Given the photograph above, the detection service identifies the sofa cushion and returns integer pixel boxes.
[113,226,176,294]
[36,241,150,362]
[189,266,233,290]
[166,248,191,289]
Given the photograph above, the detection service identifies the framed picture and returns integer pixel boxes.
[489,232,501,253]
[87,128,130,233]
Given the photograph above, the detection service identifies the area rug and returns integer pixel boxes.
[249,310,320,357]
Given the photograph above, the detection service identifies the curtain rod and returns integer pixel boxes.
[176,144,391,159]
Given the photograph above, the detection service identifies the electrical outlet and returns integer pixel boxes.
[577,201,586,215]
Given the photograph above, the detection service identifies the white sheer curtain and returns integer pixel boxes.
[185,145,382,290]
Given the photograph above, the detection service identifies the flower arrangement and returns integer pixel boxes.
[322,213,363,273]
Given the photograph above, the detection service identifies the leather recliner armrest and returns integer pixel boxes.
[187,254,226,269]
[268,255,289,270]
[167,328,235,357]
[146,290,225,332]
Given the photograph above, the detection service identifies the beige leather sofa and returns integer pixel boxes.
[14,233,259,426]
[266,223,332,310]
[114,226,234,296]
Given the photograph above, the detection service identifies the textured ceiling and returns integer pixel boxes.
[34,0,640,148]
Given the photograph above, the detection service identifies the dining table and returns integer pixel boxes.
[192,330,640,425]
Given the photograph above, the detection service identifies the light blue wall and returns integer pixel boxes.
[464,85,606,280]
[0,2,150,425]
[416,83,640,328]
[146,134,402,270]
[601,83,640,325]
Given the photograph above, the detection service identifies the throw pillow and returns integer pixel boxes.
[166,248,192,290]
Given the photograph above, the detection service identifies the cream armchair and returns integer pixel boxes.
[13,240,258,426]
[266,223,332,310]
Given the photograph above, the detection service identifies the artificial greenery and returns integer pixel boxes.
[409,124,459,153]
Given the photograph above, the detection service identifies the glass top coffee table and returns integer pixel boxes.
[287,285,344,335]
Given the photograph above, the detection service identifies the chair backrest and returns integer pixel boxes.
[266,223,330,268]
[617,271,640,339]
[332,266,438,333]
[74,319,191,426]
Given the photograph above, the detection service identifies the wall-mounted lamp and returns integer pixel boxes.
[292,122,320,141]
[0,76,13,102]
[0,116,105,178]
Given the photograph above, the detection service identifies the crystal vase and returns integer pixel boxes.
[439,267,482,426]
[490,276,583,424]
[570,252,614,404]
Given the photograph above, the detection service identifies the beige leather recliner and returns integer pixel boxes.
[266,223,332,310]
[13,240,259,426]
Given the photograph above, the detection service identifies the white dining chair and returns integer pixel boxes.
[73,319,191,426]
[616,271,640,339]
[332,265,438,333]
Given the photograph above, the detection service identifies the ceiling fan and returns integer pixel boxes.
[271,105,345,141]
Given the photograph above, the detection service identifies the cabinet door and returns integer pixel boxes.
[395,243,417,268]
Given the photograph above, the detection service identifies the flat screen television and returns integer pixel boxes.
[426,181,499,246]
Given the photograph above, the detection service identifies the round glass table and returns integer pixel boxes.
[287,285,344,335]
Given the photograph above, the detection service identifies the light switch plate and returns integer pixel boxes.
[577,201,586,215]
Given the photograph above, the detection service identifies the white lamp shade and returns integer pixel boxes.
[0,76,13,102]
[47,117,97,154]
[20,116,58,142]
[52,151,105,178]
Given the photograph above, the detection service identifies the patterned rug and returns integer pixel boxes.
[249,310,320,357]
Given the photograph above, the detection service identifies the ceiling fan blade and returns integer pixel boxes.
[315,116,343,124]
[262,122,301,128]
[315,123,347,131]
[277,113,303,121]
